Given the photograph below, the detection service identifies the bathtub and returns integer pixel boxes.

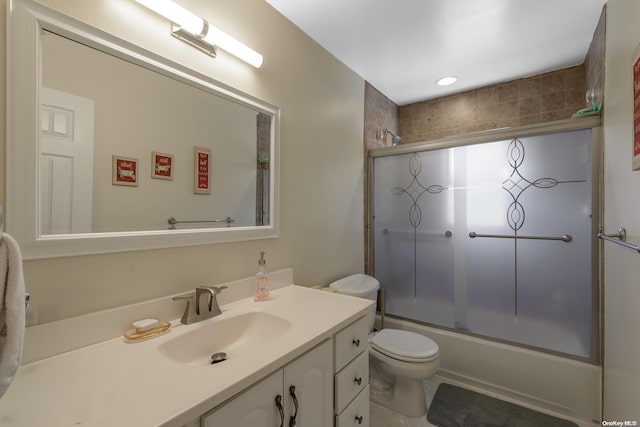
[382,315,601,424]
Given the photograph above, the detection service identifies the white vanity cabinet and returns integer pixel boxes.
[334,317,370,427]
[201,339,333,427]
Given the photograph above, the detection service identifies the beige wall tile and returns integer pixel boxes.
[478,86,497,107]
[519,96,541,116]
[478,104,497,123]
[541,111,567,122]
[541,92,565,113]
[519,114,542,126]
[565,65,585,90]
[498,100,518,120]
[519,77,541,99]
[566,87,586,111]
[498,82,518,103]
[541,71,565,94]
[478,121,497,131]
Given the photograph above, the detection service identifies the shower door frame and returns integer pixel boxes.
[366,116,603,364]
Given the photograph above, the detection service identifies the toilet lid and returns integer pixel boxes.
[370,329,439,362]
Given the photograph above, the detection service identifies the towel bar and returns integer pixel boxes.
[598,227,640,253]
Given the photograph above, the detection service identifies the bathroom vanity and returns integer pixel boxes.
[0,270,373,426]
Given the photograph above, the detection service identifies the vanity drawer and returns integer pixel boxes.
[334,350,369,413]
[335,385,369,427]
[335,316,368,372]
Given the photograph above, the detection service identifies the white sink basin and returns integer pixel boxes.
[158,311,292,366]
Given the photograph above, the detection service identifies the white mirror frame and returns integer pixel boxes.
[6,0,280,259]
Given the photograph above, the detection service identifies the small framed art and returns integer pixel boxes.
[633,42,640,170]
[151,151,174,180]
[194,146,211,194]
[112,155,138,186]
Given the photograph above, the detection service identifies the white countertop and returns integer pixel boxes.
[0,284,373,427]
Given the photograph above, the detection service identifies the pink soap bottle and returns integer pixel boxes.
[254,251,270,301]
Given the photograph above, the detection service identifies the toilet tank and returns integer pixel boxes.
[330,274,380,332]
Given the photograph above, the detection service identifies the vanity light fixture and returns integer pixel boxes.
[436,76,457,86]
[134,0,264,68]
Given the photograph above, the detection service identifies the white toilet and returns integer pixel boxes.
[330,274,439,420]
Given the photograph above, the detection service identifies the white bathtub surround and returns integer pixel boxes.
[0,270,373,426]
[384,317,601,425]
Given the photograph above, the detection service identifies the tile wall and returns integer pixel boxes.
[585,5,606,111]
[397,66,587,144]
[364,82,398,150]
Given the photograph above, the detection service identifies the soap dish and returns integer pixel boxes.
[124,320,171,343]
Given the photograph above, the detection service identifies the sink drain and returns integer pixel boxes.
[210,352,227,364]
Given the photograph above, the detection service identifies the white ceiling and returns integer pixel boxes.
[264,0,607,106]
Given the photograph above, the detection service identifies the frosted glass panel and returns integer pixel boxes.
[372,129,595,359]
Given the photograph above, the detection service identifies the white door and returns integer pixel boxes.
[39,88,94,234]
[201,370,284,427]
[284,339,333,427]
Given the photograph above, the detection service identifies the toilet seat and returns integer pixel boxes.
[370,329,439,363]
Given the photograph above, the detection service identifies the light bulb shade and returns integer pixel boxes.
[135,0,206,36]
[203,27,263,68]
[135,0,263,68]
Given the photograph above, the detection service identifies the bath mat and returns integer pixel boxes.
[427,383,578,427]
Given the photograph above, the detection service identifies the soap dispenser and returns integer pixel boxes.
[254,251,270,301]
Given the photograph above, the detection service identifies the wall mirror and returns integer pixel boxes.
[7,0,280,259]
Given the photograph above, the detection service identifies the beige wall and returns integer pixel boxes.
[3,0,365,324]
[602,0,640,419]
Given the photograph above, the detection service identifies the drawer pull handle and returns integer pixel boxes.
[352,339,360,347]
[289,385,298,427]
[275,395,284,427]
[355,415,363,424]
[354,376,362,385]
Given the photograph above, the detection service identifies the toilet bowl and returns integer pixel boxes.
[369,328,439,417]
[330,274,440,419]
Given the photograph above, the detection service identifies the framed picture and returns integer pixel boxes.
[112,155,138,186]
[194,146,211,194]
[151,151,174,180]
[633,43,640,170]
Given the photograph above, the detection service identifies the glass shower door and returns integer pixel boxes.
[371,128,595,359]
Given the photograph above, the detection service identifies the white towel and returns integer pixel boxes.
[0,232,26,399]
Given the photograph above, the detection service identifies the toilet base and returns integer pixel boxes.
[370,401,429,427]
[369,345,438,418]
[370,373,428,418]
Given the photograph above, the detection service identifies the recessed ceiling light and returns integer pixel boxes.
[436,76,457,86]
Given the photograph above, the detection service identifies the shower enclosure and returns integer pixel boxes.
[368,120,600,362]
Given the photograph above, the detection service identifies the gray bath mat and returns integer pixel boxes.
[427,383,578,427]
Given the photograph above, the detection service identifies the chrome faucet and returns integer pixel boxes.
[172,285,228,325]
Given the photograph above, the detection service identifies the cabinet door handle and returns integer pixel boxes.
[355,415,363,424]
[352,338,360,347]
[354,376,362,385]
[288,385,298,427]
[275,395,284,427]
